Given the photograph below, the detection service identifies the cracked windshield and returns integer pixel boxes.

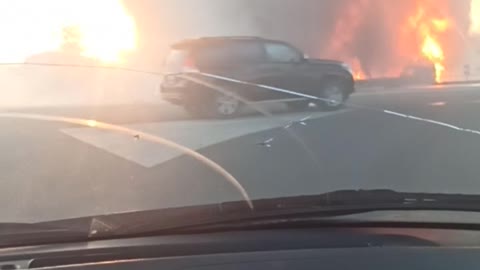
[4,0,480,226]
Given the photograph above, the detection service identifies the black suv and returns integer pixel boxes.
[161,36,355,118]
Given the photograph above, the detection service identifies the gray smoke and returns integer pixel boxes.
[2,0,473,108]
[123,0,345,68]
[123,0,471,76]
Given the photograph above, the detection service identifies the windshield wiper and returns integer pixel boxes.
[67,189,480,237]
[9,189,480,245]
[0,222,89,248]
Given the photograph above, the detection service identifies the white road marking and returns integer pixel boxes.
[383,110,480,134]
[382,110,407,117]
[61,110,352,168]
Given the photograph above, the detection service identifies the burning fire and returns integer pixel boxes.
[323,0,455,83]
[351,58,366,80]
[406,6,450,83]
[470,0,480,34]
[323,0,370,80]
[0,0,136,63]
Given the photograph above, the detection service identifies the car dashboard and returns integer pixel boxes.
[2,227,480,269]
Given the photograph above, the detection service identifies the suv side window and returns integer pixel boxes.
[229,41,266,64]
[196,41,265,67]
[265,42,302,63]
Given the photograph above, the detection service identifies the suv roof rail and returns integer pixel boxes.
[172,36,269,48]
[176,36,264,43]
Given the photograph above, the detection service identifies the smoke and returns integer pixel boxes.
[124,0,471,78]
[122,0,346,67]
[1,0,474,108]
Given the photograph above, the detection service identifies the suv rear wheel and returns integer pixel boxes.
[184,92,241,119]
[209,93,241,118]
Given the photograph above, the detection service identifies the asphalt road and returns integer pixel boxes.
[4,83,480,222]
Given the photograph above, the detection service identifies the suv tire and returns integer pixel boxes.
[317,80,348,111]
[206,92,241,118]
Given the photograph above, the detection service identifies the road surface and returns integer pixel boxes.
[3,83,480,222]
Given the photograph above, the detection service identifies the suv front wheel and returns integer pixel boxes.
[317,80,348,111]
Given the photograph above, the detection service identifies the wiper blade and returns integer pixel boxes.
[209,189,480,214]
[16,190,480,243]
[0,222,89,248]
[84,190,480,237]
[264,189,480,208]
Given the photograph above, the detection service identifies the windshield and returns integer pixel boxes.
[3,0,480,233]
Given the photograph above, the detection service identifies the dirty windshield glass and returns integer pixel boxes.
[3,0,480,228]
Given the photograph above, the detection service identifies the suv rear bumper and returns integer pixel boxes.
[160,73,219,105]
[160,74,191,105]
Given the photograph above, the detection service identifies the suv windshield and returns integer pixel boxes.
[3,0,480,240]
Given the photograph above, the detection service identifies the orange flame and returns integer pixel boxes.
[322,0,371,79]
[0,0,136,63]
[421,35,445,82]
[354,72,366,80]
[351,57,366,80]
[405,6,450,83]
[470,0,480,35]
[323,1,454,83]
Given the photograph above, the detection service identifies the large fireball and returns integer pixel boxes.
[0,0,136,63]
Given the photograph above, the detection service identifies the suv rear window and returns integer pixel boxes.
[195,41,265,67]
